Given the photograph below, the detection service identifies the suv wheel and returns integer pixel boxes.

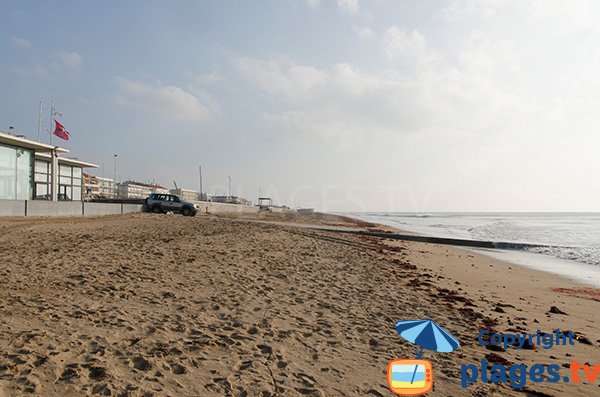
[152,205,162,214]
[182,207,192,217]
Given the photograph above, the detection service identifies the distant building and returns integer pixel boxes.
[169,188,198,202]
[257,197,273,209]
[117,181,167,199]
[210,195,252,206]
[83,174,117,200]
[83,173,99,199]
[0,130,97,202]
[98,176,117,199]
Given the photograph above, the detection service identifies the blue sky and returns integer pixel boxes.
[2,0,600,211]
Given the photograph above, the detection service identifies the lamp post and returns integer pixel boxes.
[199,165,203,201]
[113,154,118,198]
[228,175,231,201]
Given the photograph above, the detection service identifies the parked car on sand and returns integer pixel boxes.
[144,193,198,216]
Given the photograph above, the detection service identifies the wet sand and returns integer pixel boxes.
[0,212,598,396]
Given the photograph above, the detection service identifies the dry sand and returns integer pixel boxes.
[0,212,598,396]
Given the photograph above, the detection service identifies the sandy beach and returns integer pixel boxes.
[0,212,599,396]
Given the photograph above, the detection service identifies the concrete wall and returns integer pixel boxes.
[83,202,122,216]
[0,200,26,216]
[0,200,143,217]
[122,204,143,214]
[192,201,259,215]
[27,201,83,217]
[0,199,257,217]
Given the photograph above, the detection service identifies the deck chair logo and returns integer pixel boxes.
[387,320,460,396]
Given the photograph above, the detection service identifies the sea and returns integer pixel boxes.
[342,212,600,287]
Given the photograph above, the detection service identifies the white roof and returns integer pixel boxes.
[35,153,98,168]
[0,130,69,153]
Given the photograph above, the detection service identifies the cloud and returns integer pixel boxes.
[236,57,326,100]
[115,78,213,122]
[237,56,452,146]
[7,64,47,78]
[10,35,33,50]
[184,70,225,84]
[306,0,320,9]
[441,0,593,27]
[382,27,439,65]
[355,27,374,41]
[60,51,83,71]
[7,37,83,78]
[235,35,540,150]
[337,0,359,14]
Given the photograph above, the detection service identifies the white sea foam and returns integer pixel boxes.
[340,212,600,286]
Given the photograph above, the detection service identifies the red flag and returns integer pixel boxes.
[53,119,70,141]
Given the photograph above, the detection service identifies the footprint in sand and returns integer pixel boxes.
[85,364,108,380]
[91,383,112,396]
[238,360,253,371]
[131,356,152,371]
[58,364,80,381]
[170,363,186,375]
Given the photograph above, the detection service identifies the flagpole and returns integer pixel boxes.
[49,99,53,145]
[37,101,43,141]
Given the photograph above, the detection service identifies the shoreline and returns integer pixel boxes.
[341,212,600,288]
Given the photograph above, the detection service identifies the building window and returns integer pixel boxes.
[34,160,51,200]
[0,143,33,200]
[57,164,83,201]
[35,183,49,199]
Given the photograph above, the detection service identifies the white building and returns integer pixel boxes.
[98,176,117,198]
[83,174,117,200]
[118,181,168,199]
[210,195,252,206]
[0,130,97,201]
[169,188,198,202]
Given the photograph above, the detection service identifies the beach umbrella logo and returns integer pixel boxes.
[387,319,460,396]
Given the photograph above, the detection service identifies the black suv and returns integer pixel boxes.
[144,193,198,216]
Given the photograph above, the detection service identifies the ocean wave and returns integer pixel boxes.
[349,212,600,267]
[469,221,513,237]
[526,246,600,266]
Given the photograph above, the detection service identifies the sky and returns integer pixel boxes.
[2,0,600,212]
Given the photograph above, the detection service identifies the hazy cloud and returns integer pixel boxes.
[337,0,359,14]
[7,64,47,78]
[10,35,33,50]
[236,32,544,150]
[60,51,82,71]
[116,78,213,122]
[306,0,320,9]
[355,27,374,41]
[382,27,439,65]
[236,57,327,100]
[185,70,225,84]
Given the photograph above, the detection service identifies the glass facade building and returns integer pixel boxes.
[0,143,33,200]
[1,132,96,202]
[34,160,84,201]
